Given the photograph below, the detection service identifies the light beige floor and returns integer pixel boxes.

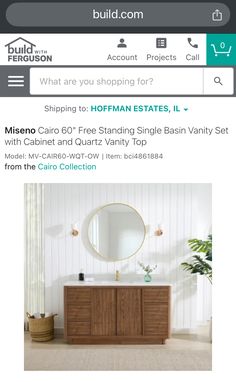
[24,325,212,371]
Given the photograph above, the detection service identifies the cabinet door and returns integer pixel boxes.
[91,288,116,336]
[117,288,142,336]
[143,287,170,337]
[65,287,91,336]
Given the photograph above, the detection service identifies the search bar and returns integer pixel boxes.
[29,67,234,95]
[6,2,230,27]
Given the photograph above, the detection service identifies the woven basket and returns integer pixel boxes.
[27,313,57,342]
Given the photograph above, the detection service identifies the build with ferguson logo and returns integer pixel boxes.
[5,37,52,62]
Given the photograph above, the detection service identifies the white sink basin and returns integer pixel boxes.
[99,280,135,284]
[64,280,171,286]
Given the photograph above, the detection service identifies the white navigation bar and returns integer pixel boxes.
[1,34,206,66]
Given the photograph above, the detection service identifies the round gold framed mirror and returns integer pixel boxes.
[88,203,146,261]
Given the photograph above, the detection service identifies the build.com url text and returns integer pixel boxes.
[92,9,144,20]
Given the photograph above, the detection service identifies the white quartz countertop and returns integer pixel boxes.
[64,280,171,286]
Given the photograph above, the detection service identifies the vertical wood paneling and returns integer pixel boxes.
[44,183,212,330]
[91,288,116,336]
[117,288,142,336]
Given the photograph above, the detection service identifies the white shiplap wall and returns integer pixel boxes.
[44,183,212,330]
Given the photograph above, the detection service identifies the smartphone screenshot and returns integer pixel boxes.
[0,1,235,380]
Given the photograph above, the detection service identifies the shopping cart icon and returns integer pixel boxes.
[211,42,232,57]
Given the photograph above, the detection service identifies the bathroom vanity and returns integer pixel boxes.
[64,282,171,344]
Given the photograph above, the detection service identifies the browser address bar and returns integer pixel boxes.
[6,3,230,27]
[30,67,234,96]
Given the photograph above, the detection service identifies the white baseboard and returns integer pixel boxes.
[55,327,64,335]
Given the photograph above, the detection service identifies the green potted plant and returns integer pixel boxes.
[181,234,212,341]
[181,234,212,284]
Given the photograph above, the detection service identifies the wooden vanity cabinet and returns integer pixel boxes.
[64,286,171,344]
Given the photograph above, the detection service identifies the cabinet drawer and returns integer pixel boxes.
[67,305,90,321]
[143,287,169,303]
[67,322,90,336]
[66,288,91,304]
[143,303,169,336]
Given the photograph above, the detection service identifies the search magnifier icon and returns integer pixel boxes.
[214,76,223,86]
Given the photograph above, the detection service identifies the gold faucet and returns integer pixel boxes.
[115,270,120,281]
